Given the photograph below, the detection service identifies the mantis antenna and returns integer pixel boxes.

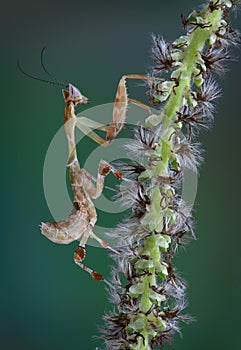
[17,48,69,89]
[40,47,69,87]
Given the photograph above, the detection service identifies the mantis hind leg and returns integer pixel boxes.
[74,229,103,281]
[74,243,104,281]
[73,227,119,282]
[80,160,122,200]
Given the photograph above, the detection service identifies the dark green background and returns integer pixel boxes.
[1,1,241,349]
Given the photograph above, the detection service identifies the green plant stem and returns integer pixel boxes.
[130,8,224,350]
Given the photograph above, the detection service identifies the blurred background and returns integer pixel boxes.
[1,0,241,349]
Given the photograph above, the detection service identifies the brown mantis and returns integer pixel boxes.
[40,84,122,282]
[18,50,153,282]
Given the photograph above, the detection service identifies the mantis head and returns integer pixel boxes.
[62,83,89,105]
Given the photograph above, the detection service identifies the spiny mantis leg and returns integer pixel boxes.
[75,74,155,146]
[106,74,153,143]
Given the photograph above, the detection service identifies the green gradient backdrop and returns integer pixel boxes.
[1,1,241,349]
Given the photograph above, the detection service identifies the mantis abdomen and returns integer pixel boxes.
[40,205,89,244]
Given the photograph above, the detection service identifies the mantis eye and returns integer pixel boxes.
[69,83,83,99]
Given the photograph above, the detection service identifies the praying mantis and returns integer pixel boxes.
[18,49,152,282]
